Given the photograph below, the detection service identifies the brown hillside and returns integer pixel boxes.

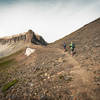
[51,18,100,67]
[0,18,100,100]
[0,44,100,100]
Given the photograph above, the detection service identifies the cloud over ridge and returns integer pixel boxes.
[0,0,100,42]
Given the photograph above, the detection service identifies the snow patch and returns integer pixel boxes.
[25,48,35,56]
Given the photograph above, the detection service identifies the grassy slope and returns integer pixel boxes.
[0,49,24,93]
[0,49,23,70]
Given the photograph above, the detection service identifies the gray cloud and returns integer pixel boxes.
[0,0,100,42]
[0,0,16,5]
[0,0,99,5]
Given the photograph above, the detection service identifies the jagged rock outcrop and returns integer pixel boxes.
[0,34,26,44]
[26,30,47,45]
[0,30,47,45]
[0,30,47,58]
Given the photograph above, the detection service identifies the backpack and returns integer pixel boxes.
[72,43,75,48]
[64,43,66,47]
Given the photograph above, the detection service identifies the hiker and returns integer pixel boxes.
[64,42,67,52]
[69,42,75,56]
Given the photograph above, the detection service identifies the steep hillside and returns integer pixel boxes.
[51,18,100,67]
[0,18,100,100]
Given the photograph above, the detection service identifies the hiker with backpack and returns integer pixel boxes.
[69,42,75,56]
[64,42,67,52]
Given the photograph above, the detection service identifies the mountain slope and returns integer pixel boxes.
[0,30,47,58]
[51,18,100,67]
[0,45,99,100]
[0,18,100,100]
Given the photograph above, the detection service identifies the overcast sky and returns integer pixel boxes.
[0,0,100,42]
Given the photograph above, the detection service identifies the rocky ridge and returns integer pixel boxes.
[0,30,47,46]
[0,30,47,58]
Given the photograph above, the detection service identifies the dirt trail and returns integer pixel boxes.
[57,48,95,99]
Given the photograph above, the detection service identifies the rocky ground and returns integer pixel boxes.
[0,45,100,100]
[0,18,100,100]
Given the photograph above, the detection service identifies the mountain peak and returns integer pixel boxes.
[0,30,47,45]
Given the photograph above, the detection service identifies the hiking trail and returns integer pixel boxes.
[56,48,95,99]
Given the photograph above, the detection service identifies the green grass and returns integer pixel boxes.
[2,79,18,92]
[0,59,15,66]
[0,59,16,69]
[0,49,23,70]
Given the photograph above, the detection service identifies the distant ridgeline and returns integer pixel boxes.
[0,30,47,45]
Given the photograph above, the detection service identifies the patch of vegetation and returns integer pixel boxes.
[0,49,24,70]
[2,79,18,92]
[0,59,14,66]
[0,59,16,69]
